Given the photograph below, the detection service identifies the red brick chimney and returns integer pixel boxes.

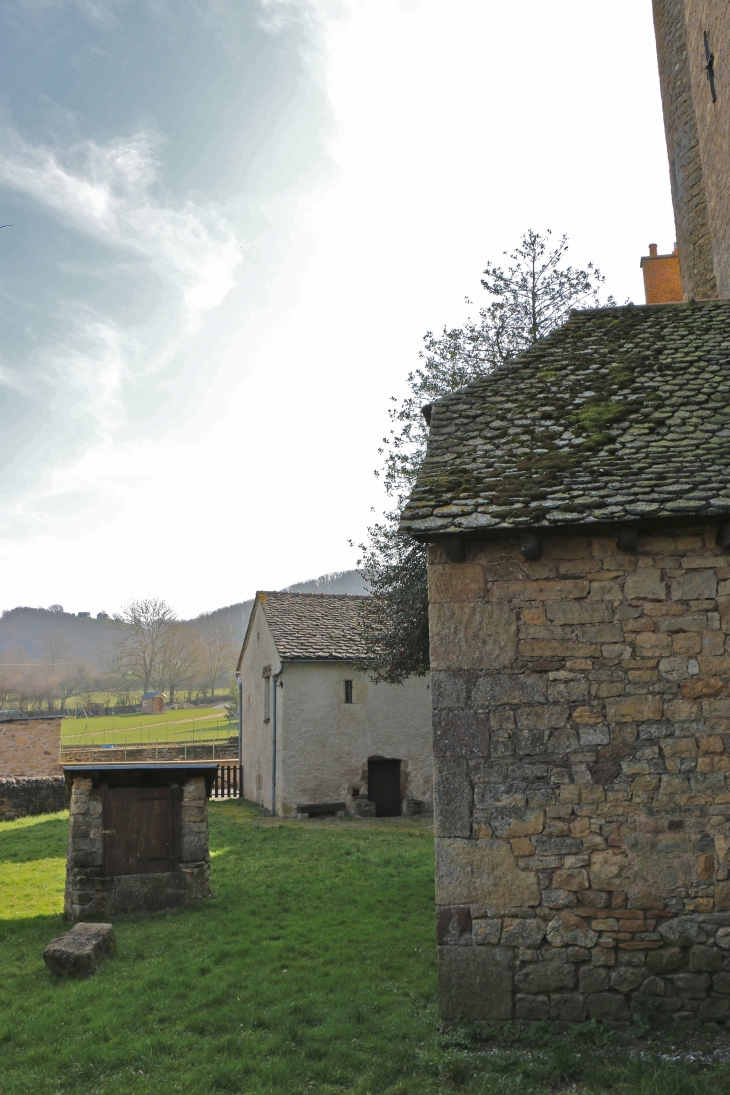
[640,242,682,303]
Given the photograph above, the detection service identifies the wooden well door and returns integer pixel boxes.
[102,787,181,876]
[368,759,402,817]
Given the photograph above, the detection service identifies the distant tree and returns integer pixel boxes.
[159,622,198,706]
[42,632,69,675]
[113,598,177,693]
[195,616,237,700]
[48,604,64,614]
[358,230,612,683]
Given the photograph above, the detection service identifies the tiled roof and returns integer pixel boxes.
[258,592,368,661]
[400,300,730,537]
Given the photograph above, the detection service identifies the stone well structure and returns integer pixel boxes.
[63,763,215,920]
[401,300,730,1028]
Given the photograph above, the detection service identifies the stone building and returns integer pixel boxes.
[400,300,730,1027]
[652,0,730,298]
[237,592,432,818]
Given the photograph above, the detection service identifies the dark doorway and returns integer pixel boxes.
[102,786,181,876]
[368,758,402,817]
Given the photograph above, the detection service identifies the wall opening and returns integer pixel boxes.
[367,758,402,817]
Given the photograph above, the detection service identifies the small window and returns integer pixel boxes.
[344,680,353,704]
[263,679,271,722]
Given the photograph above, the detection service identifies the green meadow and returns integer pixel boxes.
[61,708,231,747]
[0,804,728,1094]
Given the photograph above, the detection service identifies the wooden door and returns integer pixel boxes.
[367,759,402,817]
[102,786,181,876]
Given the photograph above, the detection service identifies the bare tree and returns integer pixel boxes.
[158,622,198,705]
[113,598,177,693]
[42,631,69,675]
[195,616,237,700]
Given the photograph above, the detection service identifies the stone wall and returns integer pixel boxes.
[0,717,62,777]
[64,774,211,920]
[431,526,730,1028]
[652,0,730,299]
[0,777,66,821]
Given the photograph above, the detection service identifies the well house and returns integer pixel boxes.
[237,592,432,818]
[400,300,730,1028]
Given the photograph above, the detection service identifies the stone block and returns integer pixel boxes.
[438,946,514,1021]
[490,806,544,839]
[435,838,539,907]
[712,973,730,994]
[689,946,723,972]
[579,966,609,993]
[472,918,502,945]
[546,602,612,624]
[698,997,730,1021]
[500,918,547,947]
[715,882,730,911]
[550,993,586,1022]
[586,992,629,1021]
[589,850,630,891]
[647,947,685,975]
[515,959,576,994]
[472,674,546,707]
[429,563,486,603]
[605,696,663,723]
[671,572,717,601]
[671,972,711,998]
[430,602,517,671]
[552,869,589,891]
[610,967,646,993]
[515,994,550,1019]
[491,579,590,602]
[624,569,666,601]
[43,923,115,978]
[546,910,598,948]
[659,919,709,946]
[433,759,471,838]
[433,710,489,758]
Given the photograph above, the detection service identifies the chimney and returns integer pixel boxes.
[640,242,683,304]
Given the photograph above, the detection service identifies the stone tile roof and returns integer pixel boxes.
[400,300,730,537]
[258,592,368,661]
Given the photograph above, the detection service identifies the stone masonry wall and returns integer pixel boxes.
[0,718,62,778]
[64,775,211,920]
[0,777,66,821]
[652,0,718,300]
[430,526,730,1029]
[683,0,730,298]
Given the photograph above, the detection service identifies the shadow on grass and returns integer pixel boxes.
[0,812,68,864]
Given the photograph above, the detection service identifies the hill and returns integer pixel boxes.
[0,569,367,666]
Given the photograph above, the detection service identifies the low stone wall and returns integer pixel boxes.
[61,742,238,764]
[0,777,66,821]
[64,775,211,920]
[0,717,62,777]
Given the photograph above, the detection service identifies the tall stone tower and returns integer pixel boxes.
[652,1,729,298]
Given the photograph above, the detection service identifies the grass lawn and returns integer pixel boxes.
[0,805,728,1094]
[61,708,231,747]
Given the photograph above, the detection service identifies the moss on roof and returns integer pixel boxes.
[400,300,730,536]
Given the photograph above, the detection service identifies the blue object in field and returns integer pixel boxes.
[101,744,114,749]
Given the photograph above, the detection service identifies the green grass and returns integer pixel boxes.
[61,707,231,746]
[0,806,728,1094]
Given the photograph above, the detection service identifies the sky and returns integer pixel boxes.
[0,0,676,619]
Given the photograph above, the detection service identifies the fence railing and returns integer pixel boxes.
[210,764,243,799]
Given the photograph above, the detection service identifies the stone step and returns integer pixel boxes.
[43,922,116,977]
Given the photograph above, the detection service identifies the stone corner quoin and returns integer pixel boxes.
[430,528,730,1028]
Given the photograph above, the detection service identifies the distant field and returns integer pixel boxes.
[61,707,234,746]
